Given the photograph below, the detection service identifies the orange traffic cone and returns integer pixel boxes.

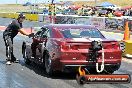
[123,21,130,41]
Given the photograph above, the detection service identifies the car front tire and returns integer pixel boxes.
[45,53,53,76]
[23,45,31,65]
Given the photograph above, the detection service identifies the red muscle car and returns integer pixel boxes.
[22,24,122,75]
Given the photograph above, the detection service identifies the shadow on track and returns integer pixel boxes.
[0,60,7,64]
[19,59,76,80]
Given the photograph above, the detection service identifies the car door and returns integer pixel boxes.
[33,30,42,43]
[36,27,50,63]
[31,30,42,59]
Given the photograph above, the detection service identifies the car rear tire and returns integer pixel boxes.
[23,45,31,65]
[87,64,120,74]
[22,42,26,57]
[103,65,121,74]
[103,68,115,74]
[88,68,98,74]
[45,53,53,76]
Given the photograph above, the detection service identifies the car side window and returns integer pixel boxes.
[46,30,50,38]
[34,31,42,38]
[41,28,51,38]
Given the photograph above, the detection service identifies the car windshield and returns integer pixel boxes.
[59,28,104,38]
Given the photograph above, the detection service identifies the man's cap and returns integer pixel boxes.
[18,13,26,19]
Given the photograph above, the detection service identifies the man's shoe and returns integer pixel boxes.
[11,56,17,63]
[11,59,19,63]
[6,61,12,65]
[14,59,19,63]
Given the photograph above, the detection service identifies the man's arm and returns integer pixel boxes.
[19,28,29,36]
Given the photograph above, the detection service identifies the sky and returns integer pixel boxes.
[0,0,92,4]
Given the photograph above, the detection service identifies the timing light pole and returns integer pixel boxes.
[95,0,97,6]
[51,0,54,4]
[50,0,55,23]
[16,0,18,5]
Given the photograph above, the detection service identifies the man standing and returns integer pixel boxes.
[3,13,33,65]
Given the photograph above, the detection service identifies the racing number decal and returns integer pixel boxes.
[120,42,125,52]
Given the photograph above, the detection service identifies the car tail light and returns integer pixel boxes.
[112,43,120,49]
[61,45,70,50]
[61,42,70,50]
[71,45,79,50]
[60,42,90,50]
[105,45,111,49]
[60,42,79,50]
[105,42,120,49]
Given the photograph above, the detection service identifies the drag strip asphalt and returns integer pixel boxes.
[0,17,132,88]
[0,30,132,88]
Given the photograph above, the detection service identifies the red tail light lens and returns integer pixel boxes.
[61,45,70,50]
[105,45,111,49]
[60,42,79,50]
[71,45,79,50]
[112,43,120,49]
[61,42,70,50]
[105,42,120,49]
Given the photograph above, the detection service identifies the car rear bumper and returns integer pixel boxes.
[62,64,120,73]
[52,59,121,72]
[52,50,122,71]
[60,59,121,65]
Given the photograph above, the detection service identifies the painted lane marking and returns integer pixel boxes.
[122,58,132,64]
